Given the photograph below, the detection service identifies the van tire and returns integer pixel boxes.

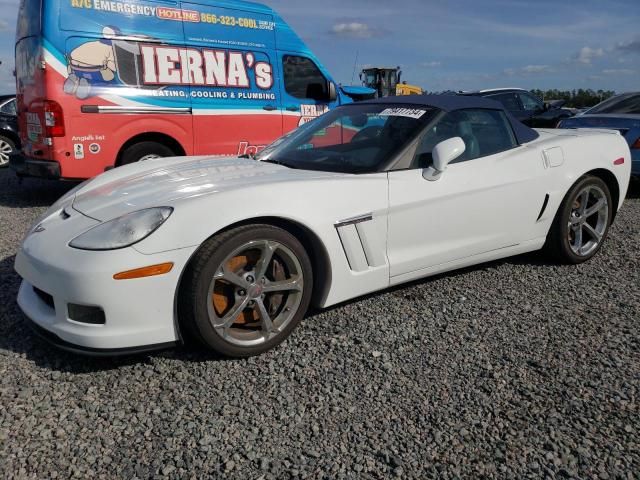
[120,141,176,166]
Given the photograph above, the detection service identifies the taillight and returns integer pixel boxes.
[632,137,640,149]
[43,100,65,137]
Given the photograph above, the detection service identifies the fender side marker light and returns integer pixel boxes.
[613,157,625,165]
[114,262,174,280]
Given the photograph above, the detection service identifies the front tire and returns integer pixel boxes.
[179,225,313,358]
[546,175,613,264]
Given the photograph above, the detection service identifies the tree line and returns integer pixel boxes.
[530,89,615,109]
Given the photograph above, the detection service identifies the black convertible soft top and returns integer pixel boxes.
[356,94,539,144]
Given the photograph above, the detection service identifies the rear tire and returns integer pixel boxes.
[120,141,175,166]
[545,175,613,264]
[179,224,313,358]
[0,135,16,167]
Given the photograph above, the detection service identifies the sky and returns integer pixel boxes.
[0,0,638,94]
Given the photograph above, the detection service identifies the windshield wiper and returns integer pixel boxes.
[259,159,298,169]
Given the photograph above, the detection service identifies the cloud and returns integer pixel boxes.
[329,22,386,39]
[421,61,441,68]
[601,68,635,75]
[573,46,604,64]
[0,19,9,32]
[503,64,553,76]
[615,38,640,54]
[467,15,617,42]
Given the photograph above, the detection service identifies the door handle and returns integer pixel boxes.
[262,105,277,111]
[285,105,300,112]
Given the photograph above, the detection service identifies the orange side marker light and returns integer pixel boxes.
[113,262,174,280]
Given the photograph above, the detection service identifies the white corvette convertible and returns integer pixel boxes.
[15,96,631,357]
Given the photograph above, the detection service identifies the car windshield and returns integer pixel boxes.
[255,104,437,173]
[585,93,640,114]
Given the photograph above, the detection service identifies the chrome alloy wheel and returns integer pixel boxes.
[0,138,13,166]
[568,185,609,257]
[206,239,304,347]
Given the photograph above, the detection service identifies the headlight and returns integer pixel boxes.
[69,207,173,251]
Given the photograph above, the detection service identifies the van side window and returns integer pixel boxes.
[283,55,328,101]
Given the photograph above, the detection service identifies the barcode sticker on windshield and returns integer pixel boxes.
[379,108,427,119]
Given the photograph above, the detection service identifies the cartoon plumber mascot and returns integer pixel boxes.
[63,26,120,100]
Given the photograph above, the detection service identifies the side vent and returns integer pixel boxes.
[537,194,550,222]
[335,214,386,272]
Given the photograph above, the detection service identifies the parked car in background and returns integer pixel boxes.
[0,95,19,167]
[461,88,572,128]
[559,92,640,177]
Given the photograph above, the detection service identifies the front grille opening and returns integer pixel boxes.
[67,304,106,325]
[33,287,55,310]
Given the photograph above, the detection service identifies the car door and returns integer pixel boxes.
[278,53,340,135]
[387,108,547,280]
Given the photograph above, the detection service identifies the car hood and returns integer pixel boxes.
[72,156,341,221]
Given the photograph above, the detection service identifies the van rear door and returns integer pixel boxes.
[182,2,282,157]
[15,0,48,159]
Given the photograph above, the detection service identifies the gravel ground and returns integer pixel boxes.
[1,168,639,479]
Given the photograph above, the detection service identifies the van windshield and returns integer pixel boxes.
[256,104,437,174]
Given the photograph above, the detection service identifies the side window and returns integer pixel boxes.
[0,99,17,115]
[489,93,522,111]
[413,109,517,167]
[518,92,544,112]
[465,109,517,156]
[283,55,329,101]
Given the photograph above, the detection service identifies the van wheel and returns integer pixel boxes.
[120,141,176,166]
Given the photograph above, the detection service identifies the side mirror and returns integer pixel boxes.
[423,137,466,181]
[433,137,465,172]
[328,81,337,102]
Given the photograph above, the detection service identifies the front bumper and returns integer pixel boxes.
[15,238,196,354]
[10,152,61,179]
[23,314,178,356]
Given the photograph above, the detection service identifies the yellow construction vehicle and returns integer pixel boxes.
[360,66,423,97]
[396,82,424,96]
